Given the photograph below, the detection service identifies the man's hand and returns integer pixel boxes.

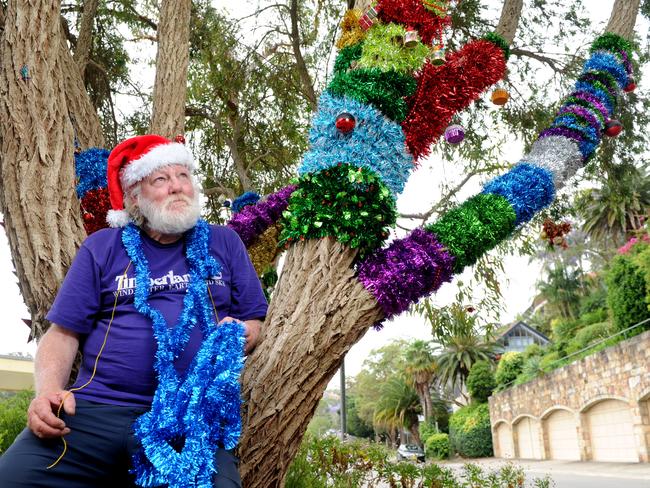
[27,391,76,439]
[219,317,262,355]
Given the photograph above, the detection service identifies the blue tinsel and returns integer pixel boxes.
[482,163,555,225]
[122,220,245,488]
[551,116,599,142]
[573,81,615,113]
[231,191,261,214]
[74,148,110,199]
[584,51,630,87]
[298,92,414,195]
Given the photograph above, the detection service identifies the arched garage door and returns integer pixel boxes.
[495,423,514,458]
[544,409,580,461]
[587,399,638,462]
[514,417,542,459]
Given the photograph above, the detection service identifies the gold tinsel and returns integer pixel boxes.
[336,9,366,50]
[248,224,281,276]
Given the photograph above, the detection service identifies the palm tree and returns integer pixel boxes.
[373,375,422,446]
[436,329,497,400]
[536,265,583,320]
[577,164,650,247]
[404,340,438,422]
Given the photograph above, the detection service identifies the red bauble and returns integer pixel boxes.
[174,135,186,144]
[335,113,356,134]
[605,119,623,137]
[83,212,94,222]
[624,78,636,93]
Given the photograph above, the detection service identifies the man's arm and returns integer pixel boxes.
[27,324,80,438]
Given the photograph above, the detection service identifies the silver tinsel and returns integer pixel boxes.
[520,136,583,190]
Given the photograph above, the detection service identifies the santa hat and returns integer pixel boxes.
[106,134,195,227]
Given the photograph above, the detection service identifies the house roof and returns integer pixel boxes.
[495,320,551,344]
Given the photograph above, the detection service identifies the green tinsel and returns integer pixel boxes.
[564,96,606,125]
[483,32,510,60]
[328,68,417,122]
[334,43,364,75]
[578,70,619,95]
[357,24,430,74]
[584,79,616,109]
[590,32,633,56]
[427,193,517,272]
[279,164,397,255]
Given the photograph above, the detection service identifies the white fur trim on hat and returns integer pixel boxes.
[106,209,131,228]
[120,142,195,187]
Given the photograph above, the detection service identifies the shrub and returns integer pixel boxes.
[551,318,580,342]
[448,403,493,458]
[424,433,450,460]
[466,360,496,403]
[522,343,544,360]
[606,254,650,334]
[538,351,561,372]
[577,308,608,327]
[514,356,543,385]
[419,418,438,441]
[495,352,524,390]
[571,321,613,349]
[0,390,32,453]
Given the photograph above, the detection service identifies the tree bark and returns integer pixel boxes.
[239,238,384,487]
[606,0,640,39]
[59,19,104,149]
[495,0,523,45]
[0,0,86,341]
[73,0,100,76]
[150,0,191,138]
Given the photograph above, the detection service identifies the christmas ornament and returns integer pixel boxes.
[430,47,445,66]
[359,6,378,30]
[335,112,356,133]
[174,135,186,144]
[404,28,420,48]
[540,218,571,249]
[444,124,465,144]
[491,87,509,105]
[604,119,623,137]
[624,76,636,92]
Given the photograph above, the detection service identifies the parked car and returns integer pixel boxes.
[397,443,425,462]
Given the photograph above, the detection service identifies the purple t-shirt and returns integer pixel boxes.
[47,225,268,407]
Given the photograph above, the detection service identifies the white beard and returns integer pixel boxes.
[138,192,201,235]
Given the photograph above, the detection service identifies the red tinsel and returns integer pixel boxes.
[376,0,451,45]
[80,187,111,235]
[402,39,507,160]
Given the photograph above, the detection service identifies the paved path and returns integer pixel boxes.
[439,458,650,487]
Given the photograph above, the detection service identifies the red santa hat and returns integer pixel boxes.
[106,134,195,227]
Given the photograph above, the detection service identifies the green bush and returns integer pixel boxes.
[551,318,580,342]
[495,352,524,390]
[448,403,493,458]
[577,308,608,326]
[523,343,544,360]
[0,390,32,453]
[424,433,450,460]
[514,356,543,385]
[579,285,607,314]
[607,255,650,334]
[419,418,438,441]
[570,321,613,350]
[538,351,561,372]
[466,361,496,403]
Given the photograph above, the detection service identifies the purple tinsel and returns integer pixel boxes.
[620,49,633,75]
[579,73,618,100]
[227,185,297,246]
[573,92,610,120]
[357,228,455,318]
[538,126,587,144]
[557,105,603,132]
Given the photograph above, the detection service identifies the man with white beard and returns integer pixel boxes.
[0,135,267,487]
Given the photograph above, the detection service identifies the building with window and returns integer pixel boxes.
[495,321,550,353]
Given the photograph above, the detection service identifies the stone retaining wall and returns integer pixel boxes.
[488,330,650,462]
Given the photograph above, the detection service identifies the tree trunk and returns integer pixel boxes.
[150,0,191,138]
[289,0,317,110]
[73,0,99,76]
[495,0,523,44]
[59,19,104,149]
[0,0,85,341]
[239,238,384,487]
[606,0,640,39]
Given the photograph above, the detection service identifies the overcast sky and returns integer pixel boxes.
[0,1,645,381]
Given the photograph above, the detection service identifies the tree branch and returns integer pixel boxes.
[73,0,99,75]
[289,0,317,110]
[495,0,523,45]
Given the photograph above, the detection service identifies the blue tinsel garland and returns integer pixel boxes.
[584,51,630,87]
[122,220,245,488]
[74,148,110,199]
[482,163,555,225]
[298,92,414,195]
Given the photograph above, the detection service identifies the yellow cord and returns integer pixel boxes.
[47,262,131,469]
